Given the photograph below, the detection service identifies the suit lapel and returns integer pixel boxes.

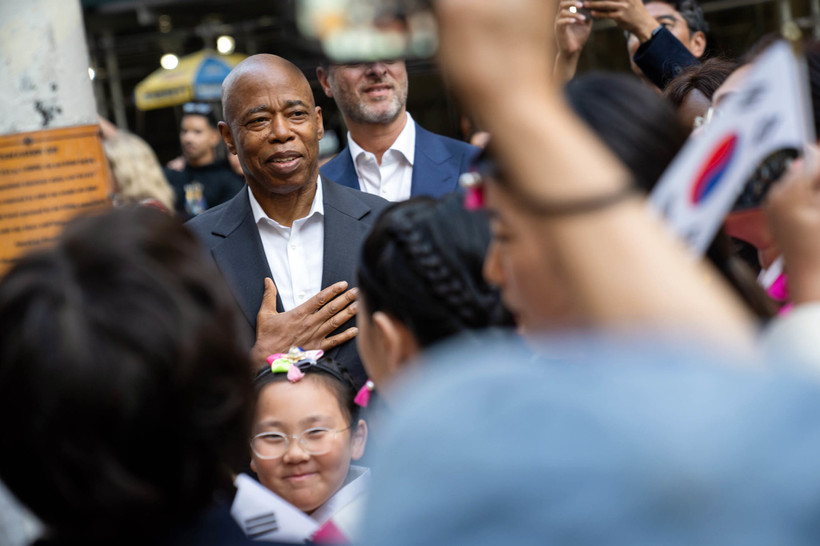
[410,125,457,198]
[207,190,275,329]
[320,177,374,289]
[320,147,360,190]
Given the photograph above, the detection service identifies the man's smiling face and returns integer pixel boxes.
[220,58,324,197]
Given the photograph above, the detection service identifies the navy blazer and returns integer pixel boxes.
[186,177,390,387]
[633,26,700,90]
[320,122,479,198]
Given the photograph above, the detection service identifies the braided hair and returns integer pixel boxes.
[358,193,511,348]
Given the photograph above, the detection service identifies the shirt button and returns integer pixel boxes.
[297,292,305,300]
[381,188,388,194]
[290,244,297,250]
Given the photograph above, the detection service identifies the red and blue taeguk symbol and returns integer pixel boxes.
[689,134,739,205]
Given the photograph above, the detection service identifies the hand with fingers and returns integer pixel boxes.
[582,0,658,40]
[250,278,360,368]
[555,0,594,81]
[765,156,820,305]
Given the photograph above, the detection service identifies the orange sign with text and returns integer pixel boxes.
[0,125,111,273]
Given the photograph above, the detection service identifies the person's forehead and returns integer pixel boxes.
[681,88,711,113]
[181,114,213,128]
[329,59,407,71]
[712,64,751,107]
[645,1,684,20]
[229,68,314,108]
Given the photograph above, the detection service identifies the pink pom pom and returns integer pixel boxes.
[287,365,305,383]
[266,353,286,365]
[463,186,485,210]
[354,380,375,407]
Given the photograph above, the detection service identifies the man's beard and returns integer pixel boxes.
[333,79,408,125]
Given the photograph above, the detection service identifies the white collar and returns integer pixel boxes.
[310,465,371,524]
[248,175,324,227]
[348,112,416,165]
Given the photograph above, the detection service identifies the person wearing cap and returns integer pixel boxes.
[164,102,245,218]
[316,59,478,201]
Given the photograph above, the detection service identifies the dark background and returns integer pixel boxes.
[82,0,815,163]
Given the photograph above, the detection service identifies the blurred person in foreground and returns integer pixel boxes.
[560,72,775,319]
[709,37,814,312]
[0,207,259,545]
[359,2,820,544]
[356,193,513,398]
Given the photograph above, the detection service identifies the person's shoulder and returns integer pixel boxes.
[163,166,187,185]
[415,123,479,155]
[184,192,243,239]
[321,149,350,169]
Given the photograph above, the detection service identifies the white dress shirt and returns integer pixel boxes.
[348,112,415,202]
[248,178,324,311]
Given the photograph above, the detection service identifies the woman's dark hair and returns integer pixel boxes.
[254,355,361,425]
[358,193,511,349]
[565,72,690,193]
[0,207,254,543]
[663,57,740,107]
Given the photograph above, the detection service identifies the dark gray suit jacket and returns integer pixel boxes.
[186,177,390,387]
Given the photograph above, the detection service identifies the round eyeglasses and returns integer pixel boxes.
[250,426,352,460]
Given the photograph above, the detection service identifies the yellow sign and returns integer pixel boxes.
[0,125,111,273]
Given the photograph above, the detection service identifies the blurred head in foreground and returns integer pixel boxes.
[364,337,820,546]
[0,207,253,543]
[357,194,512,393]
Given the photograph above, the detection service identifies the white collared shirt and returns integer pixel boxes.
[248,177,324,311]
[348,112,415,201]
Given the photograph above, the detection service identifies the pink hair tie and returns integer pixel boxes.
[266,346,324,383]
[354,380,375,407]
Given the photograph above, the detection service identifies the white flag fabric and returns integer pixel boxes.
[649,40,815,253]
[231,473,319,542]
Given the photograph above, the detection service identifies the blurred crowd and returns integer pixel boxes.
[4,0,820,544]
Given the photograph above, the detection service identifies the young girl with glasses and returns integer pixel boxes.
[231,348,369,543]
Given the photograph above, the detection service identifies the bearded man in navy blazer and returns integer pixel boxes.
[317,59,478,201]
[187,54,389,387]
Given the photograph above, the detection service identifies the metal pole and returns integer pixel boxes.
[102,31,128,130]
[777,0,793,29]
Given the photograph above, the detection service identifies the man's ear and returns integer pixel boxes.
[689,31,706,58]
[316,66,334,98]
[208,126,221,149]
[372,311,419,384]
[350,419,368,461]
[218,121,236,155]
[315,106,324,141]
[250,458,258,474]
